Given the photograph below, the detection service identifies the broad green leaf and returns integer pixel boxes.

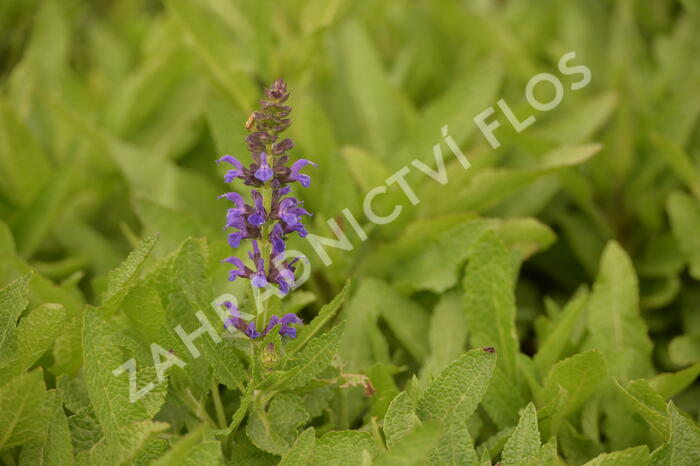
[18,391,73,466]
[417,347,496,421]
[649,403,700,466]
[501,403,540,466]
[615,379,669,441]
[246,393,309,456]
[649,362,700,399]
[274,321,346,391]
[75,420,169,466]
[429,418,478,466]
[102,234,159,308]
[584,241,653,381]
[287,281,350,355]
[279,427,316,466]
[384,392,420,449]
[463,231,518,381]
[667,191,700,280]
[0,303,66,379]
[0,369,49,452]
[82,308,148,442]
[311,431,377,465]
[153,425,220,466]
[541,350,607,422]
[375,423,442,466]
[480,365,524,429]
[583,445,650,466]
[521,437,557,466]
[0,273,30,366]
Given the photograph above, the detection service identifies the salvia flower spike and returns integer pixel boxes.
[218,79,313,339]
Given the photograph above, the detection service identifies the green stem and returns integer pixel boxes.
[211,381,227,429]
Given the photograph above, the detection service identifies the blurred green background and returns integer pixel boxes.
[1,0,700,377]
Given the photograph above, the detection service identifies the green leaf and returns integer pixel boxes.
[75,420,169,466]
[463,231,519,381]
[649,403,700,466]
[615,379,669,441]
[584,241,653,381]
[384,392,421,449]
[18,391,74,466]
[534,288,588,375]
[501,403,540,466]
[541,350,607,422]
[668,334,700,366]
[417,347,496,421]
[421,290,468,382]
[246,393,310,456]
[582,445,650,466]
[286,281,350,356]
[82,308,148,442]
[375,423,442,466]
[279,427,316,466]
[649,362,700,399]
[0,303,66,379]
[0,369,49,452]
[429,417,478,466]
[311,431,377,465]
[102,234,159,308]
[651,132,700,199]
[273,321,346,391]
[667,191,700,280]
[0,273,31,366]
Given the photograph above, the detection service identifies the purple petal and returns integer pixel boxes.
[217,155,243,168]
[252,272,268,288]
[280,313,302,325]
[289,159,316,176]
[218,192,245,206]
[245,322,261,339]
[227,232,244,249]
[254,152,274,182]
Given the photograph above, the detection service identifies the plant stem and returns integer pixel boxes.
[211,380,227,429]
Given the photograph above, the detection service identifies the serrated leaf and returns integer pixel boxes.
[615,379,669,441]
[18,391,74,466]
[541,350,607,422]
[583,445,650,466]
[429,417,478,466]
[463,231,519,381]
[649,362,700,399]
[649,403,700,466]
[102,234,159,309]
[584,241,653,381]
[667,191,700,280]
[384,392,421,449]
[417,347,496,421]
[375,423,441,466]
[501,403,540,466]
[279,427,316,466]
[0,369,49,452]
[0,302,65,379]
[82,308,148,442]
[75,420,169,466]
[287,281,350,356]
[0,273,31,366]
[311,431,377,465]
[274,321,345,391]
[246,393,310,456]
[421,290,468,382]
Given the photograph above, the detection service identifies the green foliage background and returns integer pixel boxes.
[1,0,700,464]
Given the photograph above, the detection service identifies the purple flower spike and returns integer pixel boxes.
[254,152,274,182]
[217,79,315,295]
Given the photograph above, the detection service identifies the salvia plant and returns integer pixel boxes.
[2,1,700,466]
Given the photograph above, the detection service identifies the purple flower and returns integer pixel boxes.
[270,223,286,255]
[288,159,317,187]
[247,191,267,226]
[217,155,245,183]
[254,152,274,182]
[263,313,303,338]
[276,197,310,226]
